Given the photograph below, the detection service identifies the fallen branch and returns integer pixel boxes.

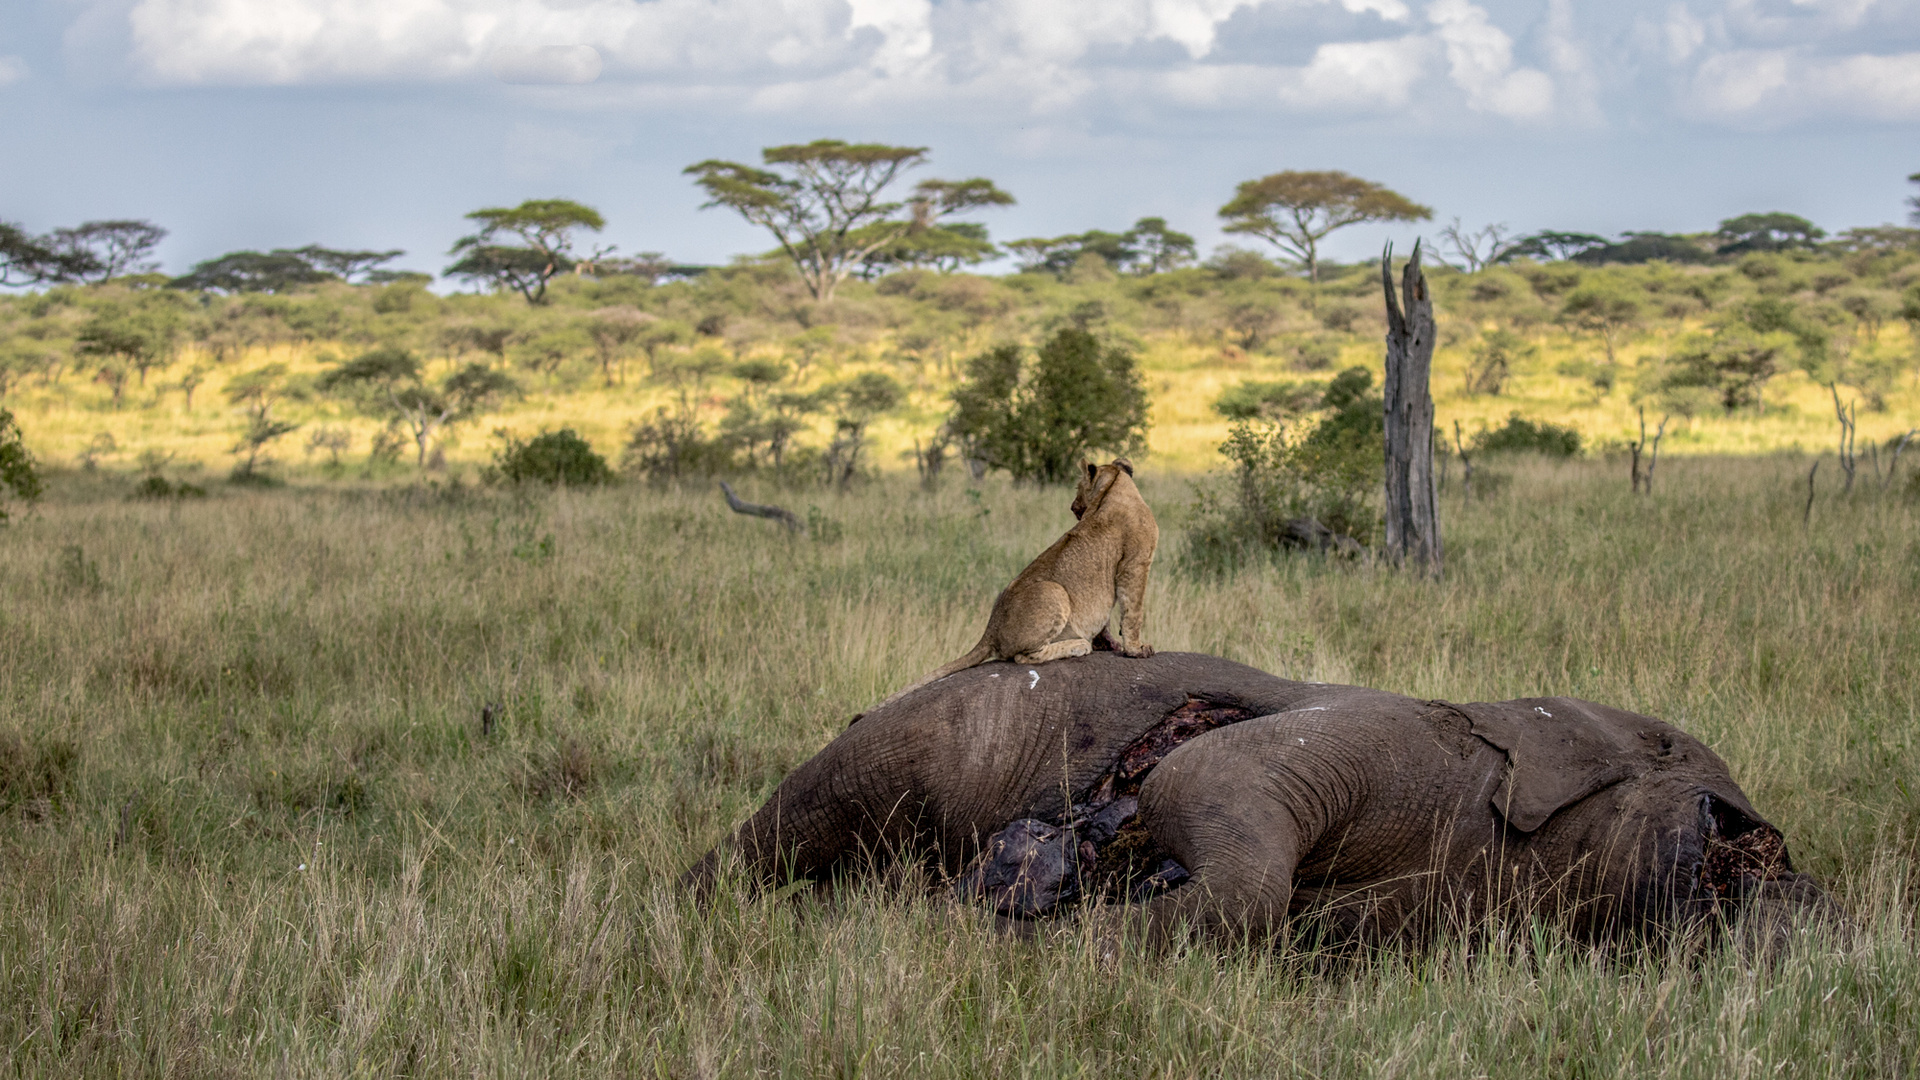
[720,481,803,533]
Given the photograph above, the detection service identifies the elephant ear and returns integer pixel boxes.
[1453,697,1669,833]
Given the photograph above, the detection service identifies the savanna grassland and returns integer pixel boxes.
[2,241,1918,482]
[3,452,1919,1077]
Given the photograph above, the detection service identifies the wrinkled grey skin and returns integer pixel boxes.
[686,652,1835,946]
[685,652,1279,895]
[1136,691,1833,945]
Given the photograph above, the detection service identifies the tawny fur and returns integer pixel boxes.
[860,459,1157,719]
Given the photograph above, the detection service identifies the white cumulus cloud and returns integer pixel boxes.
[1427,0,1555,118]
[125,0,1920,130]
[1282,37,1435,110]
[1655,0,1920,122]
[1685,46,1920,121]
[490,44,601,84]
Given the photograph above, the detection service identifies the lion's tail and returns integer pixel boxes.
[849,639,994,726]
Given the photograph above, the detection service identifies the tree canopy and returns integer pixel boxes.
[686,140,1012,301]
[171,251,334,293]
[1006,217,1197,277]
[1573,233,1712,265]
[283,245,405,283]
[42,220,168,284]
[949,327,1148,484]
[858,222,998,276]
[76,294,188,404]
[1504,231,1610,262]
[1713,213,1825,255]
[446,199,607,305]
[1218,171,1430,282]
[319,345,520,466]
[1,221,93,286]
[224,363,306,478]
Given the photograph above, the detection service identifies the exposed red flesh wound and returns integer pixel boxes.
[1112,698,1258,793]
[1700,827,1791,897]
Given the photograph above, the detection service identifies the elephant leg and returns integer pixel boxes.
[1140,824,1302,949]
[1137,747,1311,949]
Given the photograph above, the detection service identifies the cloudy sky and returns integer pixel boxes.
[2,0,1916,278]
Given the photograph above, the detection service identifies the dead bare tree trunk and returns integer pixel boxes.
[1629,407,1668,495]
[1829,384,1858,494]
[1382,242,1442,576]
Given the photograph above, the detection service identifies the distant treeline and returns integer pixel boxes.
[1,148,1916,493]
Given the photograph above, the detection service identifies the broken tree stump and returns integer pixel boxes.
[1381,241,1442,576]
[719,481,804,533]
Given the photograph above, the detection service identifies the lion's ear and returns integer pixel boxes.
[1113,458,1134,476]
[1084,461,1097,481]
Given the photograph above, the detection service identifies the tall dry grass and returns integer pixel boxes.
[1,456,1917,1076]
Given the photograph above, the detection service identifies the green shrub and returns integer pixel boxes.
[1185,366,1383,570]
[0,407,43,524]
[1472,413,1582,458]
[620,409,736,483]
[1464,329,1537,396]
[130,475,209,500]
[494,429,611,486]
[1213,379,1321,421]
[948,327,1149,484]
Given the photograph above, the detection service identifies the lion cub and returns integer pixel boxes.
[862,458,1157,718]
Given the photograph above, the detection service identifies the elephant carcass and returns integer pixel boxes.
[685,652,1834,945]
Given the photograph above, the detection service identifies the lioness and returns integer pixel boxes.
[858,458,1157,720]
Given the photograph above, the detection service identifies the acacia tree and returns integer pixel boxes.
[42,220,168,283]
[586,307,654,386]
[823,371,904,488]
[685,140,1013,301]
[856,222,998,276]
[1907,172,1918,225]
[36,215,168,278]
[1,221,94,285]
[283,245,405,283]
[171,251,332,293]
[1006,217,1196,276]
[1219,170,1430,283]
[1713,213,1824,255]
[76,296,187,404]
[225,363,305,479]
[1559,284,1642,365]
[1505,231,1610,262]
[446,199,607,305]
[319,346,520,467]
